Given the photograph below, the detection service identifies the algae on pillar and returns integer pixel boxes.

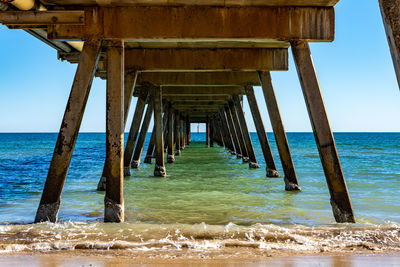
[292,41,355,223]
[35,39,101,223]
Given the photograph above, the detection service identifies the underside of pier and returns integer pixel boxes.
[0,0,358,224]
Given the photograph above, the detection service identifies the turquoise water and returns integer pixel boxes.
[0,132,399,253]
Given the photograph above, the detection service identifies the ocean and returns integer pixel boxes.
[0,132,399,255]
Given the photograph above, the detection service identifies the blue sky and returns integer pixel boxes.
[0,0,399,133]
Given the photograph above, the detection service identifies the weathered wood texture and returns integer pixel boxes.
[167,106,175,163]
[245,85,278,176]
[41,0,340,7]
[206,117,210,147]
[138,72,260,86]
[259,71,300,190]
[291,41,355,223]
[225,105,242,157]
[185,115,190,146]
[174,111,181,155]
[145,106,168,163]
[209,118,214,147]
[104,40,124,223]
[98,70,137,189]
[96,48,288,71]
[162,86,244,96]
[122,90,147,177]
[48,7,335,42]
[233,95,259,168]
[35,39,101,223]
[0,11,84,25]
[151,86,166,177]
[379,0,400,89]
[229,101,249,161]
[131,100,154,168]
[219,109,235,153]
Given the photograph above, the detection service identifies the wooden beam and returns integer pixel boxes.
[40,0,340,7]
[104,40,124,223]
[259,71,300,191]
[131,100,154,168]
[122,90,147,177]
[151,86,166,177]
[163,95,230,101]
[48,6,334,42]
[162,86,244,96]
[292,41,355,223]
[100,48,287,71]
[224,105,242,158]
[0,11,84,26]
[233,95,259,168]
[379,0,400,89]
[34,39,101,223]
[170,101,227,105]
[229,101,249,162]
[138,72,260,86]
[167,105,175,163]
[245,85,279,177]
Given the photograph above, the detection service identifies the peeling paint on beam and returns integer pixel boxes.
[48,6,334,42]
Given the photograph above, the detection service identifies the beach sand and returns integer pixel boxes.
[0,251,399,266]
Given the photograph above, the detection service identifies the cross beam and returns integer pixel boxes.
[48,6,334,42]
[95,48,287,71]
[138,72,260,86]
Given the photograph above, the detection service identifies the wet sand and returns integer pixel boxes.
[0,251,399,266]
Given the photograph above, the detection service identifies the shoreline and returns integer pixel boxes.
[0,251,399,266]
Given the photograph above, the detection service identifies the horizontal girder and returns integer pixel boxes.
[47,6,334,42]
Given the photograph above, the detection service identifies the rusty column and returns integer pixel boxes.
[121,89,147,178]
[167,106,175,163]
[292,41,355,223]
[104,40,124,223]
[131,100,153,169]
[35,39,101,223]
[206,116,210,147]
[232,95,259,168]
[216,117,226,148]
[219,109,234,154]
[175,111,181,156]
[245,85,279,177]
[186,115,190,146]
[229,101,249,162]
[259,71,300,191]
[225,105,242,158]
[180,116,185,150]
[210,119,214,147]
[151,86,166,177]
[379,0,400,89]
[97,70,137,190]
[144,108,168,164]
[144,128,155,164]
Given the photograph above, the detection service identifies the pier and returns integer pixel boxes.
[3,0,397,225]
